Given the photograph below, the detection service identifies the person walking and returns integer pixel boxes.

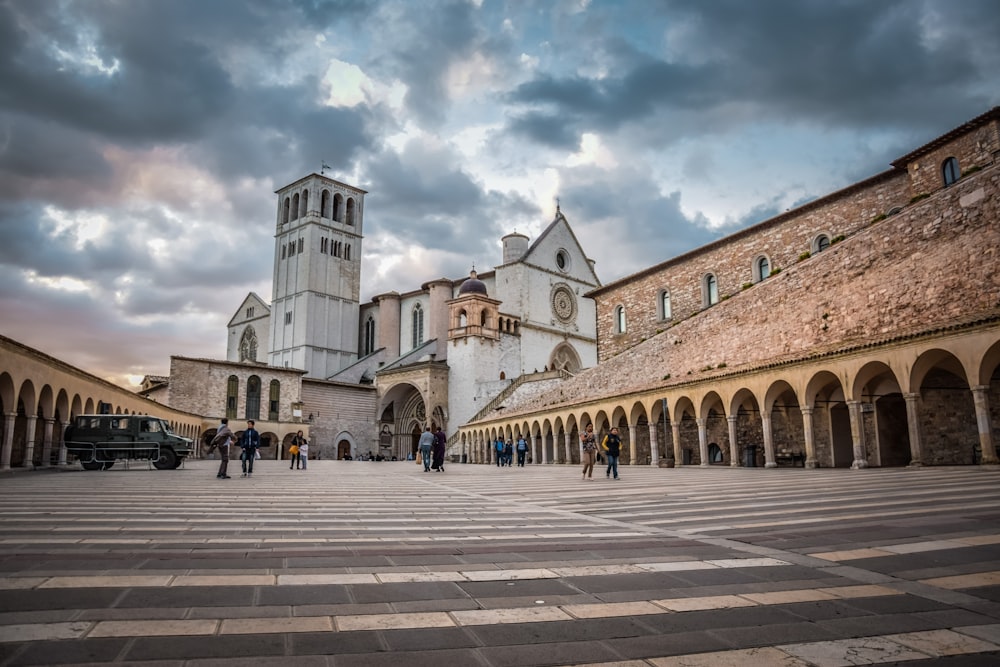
[515,434,528,467]
[240,420,261,477]
[580,423,597,480]
[418,426,435,472]
[209,418,234,479]
[432,426,446,472]
[289,430,305,469]
[503,439,514,468]
[601,427,622,480]
[298,434,309,470]
[495,438,505,467]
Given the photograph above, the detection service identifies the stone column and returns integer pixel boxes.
[696,418,709,466]
[58,419,68,466]
[903,393,925,466]
[971,386,998,464]
[1,412,16,470]
[671,421,682,466]
[761,412,776,468]
[848,400,869,469]
[624,423,634,465]
[22,414,38,468]
[727,415,739,466]
[647,422,659,467]
[801,407,818,469]
[40,418,55,468]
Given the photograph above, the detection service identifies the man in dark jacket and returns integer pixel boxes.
[601,427,623,480]
[240,420,261,477]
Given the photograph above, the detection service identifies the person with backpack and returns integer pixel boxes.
[503,439,514,467]
[209,418,235,479]
[601,427,623,480]
[495,437,505,466]
[515,435,528,467]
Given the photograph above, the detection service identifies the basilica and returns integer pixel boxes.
[2,108,998,471]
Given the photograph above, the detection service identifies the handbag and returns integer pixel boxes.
[290,445,299,455]
[254,450,261,460]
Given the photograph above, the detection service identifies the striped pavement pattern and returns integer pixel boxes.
[0,461,998,665]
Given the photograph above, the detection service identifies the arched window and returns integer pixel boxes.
[814,234,831,253]
[346,198,356,225]
[246,376,261,421]
[659,289,671,320]
[300,190,309,217]
[291,193,300,221]
[345,244,351,260]
[282,197,290,225]
[411,303,424,349]
[333,193,343,221]
[226,375,238,419]
[268,380,280,422]
[615,305,626,333]
[755,256,770,282]
[704,274,719,306]
[321,189,331,218]
[320,238,327,254]
[364,316,376,356]
[942,156,960,186]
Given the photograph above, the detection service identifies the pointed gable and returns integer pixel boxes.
[517,207,600,288]
[228,292,271,328]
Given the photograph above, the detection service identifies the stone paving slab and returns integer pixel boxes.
[2,462,1000,665]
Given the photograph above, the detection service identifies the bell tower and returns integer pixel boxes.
[269,174,366,378]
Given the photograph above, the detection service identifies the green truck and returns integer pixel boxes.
[64,414,194,470]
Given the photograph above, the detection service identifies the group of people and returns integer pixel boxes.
[493,436,529,467]
[580,423,622,480]
[207,418,261,479]
[418,426,448,472]
[208,420,311,478]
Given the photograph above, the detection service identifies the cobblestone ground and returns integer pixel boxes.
[0,460,999,666]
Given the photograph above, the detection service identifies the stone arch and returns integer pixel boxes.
[912,349,975,465]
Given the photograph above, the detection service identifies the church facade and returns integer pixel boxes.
[219,174,600,460]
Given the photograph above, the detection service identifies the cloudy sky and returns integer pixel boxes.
[1,0,998,387]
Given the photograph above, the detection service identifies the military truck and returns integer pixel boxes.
[64,414,193,470]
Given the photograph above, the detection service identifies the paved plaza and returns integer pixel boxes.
[0,460,999,666]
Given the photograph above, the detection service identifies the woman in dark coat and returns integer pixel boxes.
[431,427,447,472]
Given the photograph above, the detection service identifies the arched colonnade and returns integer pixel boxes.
[457,327,1000,470]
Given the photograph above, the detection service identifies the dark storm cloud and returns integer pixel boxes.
[504,0,1000,150]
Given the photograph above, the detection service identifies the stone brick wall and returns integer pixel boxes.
[592,116,1000,364]
[522,163,999,410]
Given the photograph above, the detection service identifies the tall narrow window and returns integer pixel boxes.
[364,316,376,355]
[346,198,356,225]
[756,256,770,282]
[285,311,292,325]
[226,375,238,419]
[659,290,671,320]
[345,244,351,260]
[705,274,719,306]
[298,238,304,253]
[268,380,280,422]
[291,193,300,220]
[412,303,424,348]
[282,198,290,225]
[321,189,331,218]
[942,156,960,186]
[300,190,309,217]
[333,193,343,221]
[246,376,261,421]
[615,305,626,333]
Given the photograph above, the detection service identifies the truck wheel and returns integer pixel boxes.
[171,457,184,469]
[81,459,103,471]
[153,448,177,470]
[103,461,115,470]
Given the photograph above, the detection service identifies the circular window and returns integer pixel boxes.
[555,249,569,272]
[551,284,577,323]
